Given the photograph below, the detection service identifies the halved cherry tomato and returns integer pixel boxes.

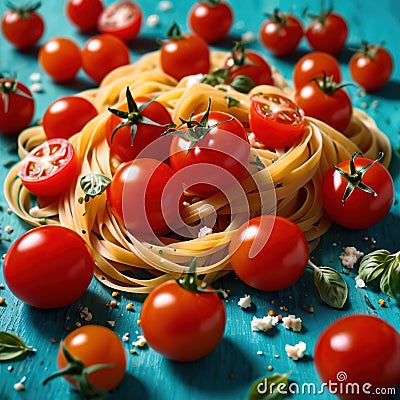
[259,9,303,57]
[1,2,45,50]
[98,1,142,42]
[66,0,104,33]
[19,138,79,198]
[39,37,82,82]
[249,93,305,149]
[0,77,34,136]
[188,0,233,43]
[43,96,98,140]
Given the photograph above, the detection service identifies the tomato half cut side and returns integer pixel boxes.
[249,93,305,149]
[19,138,79,198]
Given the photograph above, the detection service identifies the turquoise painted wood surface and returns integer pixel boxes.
[1,0,399,399]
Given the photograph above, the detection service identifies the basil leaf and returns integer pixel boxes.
[312,265,348,308]
[80,173,111,202]
[0,331,36,361]
[225,96,240,108]
[380,257,400,301]
[358,249,391,282]
[230,74,256,94]
[248,372,290,400]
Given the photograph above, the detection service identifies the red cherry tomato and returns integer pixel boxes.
[229,215,309,291]
[305,10,348,55]
[249,93,305,149]
[350,42,394,92]
[140,273,226,362]
[0,77,34,136]
[19,138,79,199]
[314,315,400,400]
[160,22,210,81]
[293,51,342,89]
[3,225,94,308]
[82,34,130,84]
[66,0,104,33]
[188,0,233,43]
[294,76,352,132]
[1,2,44,50]
[39,37,82,82]
[98,1,142,42]
[43,96,98,140]
[259,9,303,57]
[107,158,184,236]
[321,152,394,229]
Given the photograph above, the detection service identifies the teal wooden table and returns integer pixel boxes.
[1,1,399,399]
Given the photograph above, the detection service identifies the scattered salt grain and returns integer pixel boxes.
[355,275,366,289]
[132,335,147,347]
[79,306,92,322]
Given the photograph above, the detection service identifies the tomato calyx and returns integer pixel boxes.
[201,67,255,93]
[304,1,333,25]
[201,0,223,6]
[355,40,384,60]
[43,341,115,398]
[166,21,184,41]
[334,151,384,204]
[312,72,350,95]
[265,8,289,26]
[108,86,169,144]
[5,1,40,17]
[0,74,33,113]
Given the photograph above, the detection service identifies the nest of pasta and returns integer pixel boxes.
[4,51,391,293]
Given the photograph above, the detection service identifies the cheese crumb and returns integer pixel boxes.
[355,275,366,288]
[157,1,172,11]
[29,72,41,82]
[282,315,302,332]
[132,335,147,347]
[186,73,204,88]
[198,225,212,238]
[237,294,252,309]
[79,306,92,322]
[339,246,364,269]
[146,14,160,28]
[256,350,263,355]
[122,332,130,342]
[241,31,256,44]
[285,341,307,360]
[29,82,43,93]
[251,315,279,332]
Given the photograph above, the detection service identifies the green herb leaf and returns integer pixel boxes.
[80,173,111,202]
[359,249,391,282]
[363,294,376,310]
[380,256,400,301]
[225,96,240,108]
[0,331,36,362]
[230,74,256,94]
[248,372,290,400]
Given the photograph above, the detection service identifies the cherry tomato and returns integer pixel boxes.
[188,0,233,44]
[3,225,94,308]
[293,51,342,89]
[107,158,184,236]
[160,22,210,81]
[106,90,172,162]
[39,37,82,82]
[350,41,394,92]
[314,315,400,400]
[229,215,309,291]
[259,9,303,57]
[168,106,250,196]
[98,1,142,42]
[305,9,348,55]
[321,152,394,229]
[66,0,104,33]
[1,2,44,50]
[0,77,34,136]
[43,96,98,140]
[225,42,273,86]
[140,270,226,362]
[249,93,305,149]
[54,325,126,393]
[19,138,79,199]
[82,34,130,84]
[294,75,352,132]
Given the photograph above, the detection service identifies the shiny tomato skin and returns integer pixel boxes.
[98,1,142,42]
[188,1,233,43]
[229,215,309,291]
[39,37,82,82]
[294,80,352,132]
[3,225,94,308]
[43,96,98,140]
[321,155,394,229]
[249,93,305,149]
[259,13,303,57]
[161,33,210,81]
[58,325,127,391]
[1,6,44,50]
[19,138,79,198]
[350,45,393,92]
[0,79,34,136]
[140,280,226,361]
[314,315,400,400]
[305,12,348,55]
[66,0,104,32]
[293,51,342,89]
[106,97,172,162]
[82,34,130,84]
